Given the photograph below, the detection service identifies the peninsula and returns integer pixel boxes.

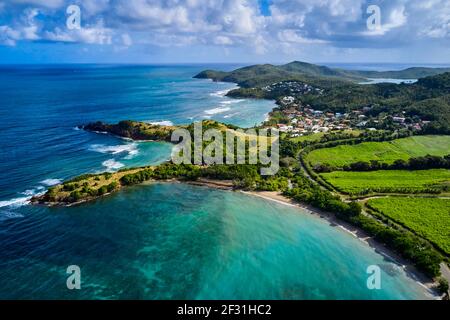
[32,62,450,298]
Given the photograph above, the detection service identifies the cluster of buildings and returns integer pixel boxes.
[274,106,356,136]
[262,81,325,96]
[271,96,429,136]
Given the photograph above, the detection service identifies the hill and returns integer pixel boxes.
[194,61,450,88]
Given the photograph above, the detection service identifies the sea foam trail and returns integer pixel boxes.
[146,120,174,126]
[89,143,139,159]
[210,89,230,97]
[204,107,231,115]
[102,159,125,172]
[224,112,240,119]
[0,178,63,209]
[220,99,245,105]
[0,197,32,208]
[0,187,46,208]
[41,179,62,186]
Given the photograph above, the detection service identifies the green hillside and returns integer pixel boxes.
[194,61,450,87]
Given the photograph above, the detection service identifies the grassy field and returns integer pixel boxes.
[287,130,361,143]
[306,135,450,167]
[321,169,450,194]
[367,197,450,255]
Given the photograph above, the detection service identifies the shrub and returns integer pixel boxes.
[97,186,108,195]
[437,278,449,295]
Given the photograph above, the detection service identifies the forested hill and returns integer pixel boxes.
[194,61,450,88]
[196,62,450,133]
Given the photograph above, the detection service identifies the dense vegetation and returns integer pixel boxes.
[194,61,450,88]
[196,62,450,132]
[282,172,443,277]
[83,120,178,141]
[321,169,450,195]
[348,213,442,277]
[367,197,450,255]
[35,117,449,281]
[334,154,450,173]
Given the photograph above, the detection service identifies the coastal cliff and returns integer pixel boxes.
[83,120,177,141]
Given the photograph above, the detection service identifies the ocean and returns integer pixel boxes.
[0,64,434,299]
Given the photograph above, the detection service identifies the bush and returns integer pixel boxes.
[107,181,119,192]
[437,278,449,295]
[97,186,108,195]
[69,190,82,201]
[63,183,79,192]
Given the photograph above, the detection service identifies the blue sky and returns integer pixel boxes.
[0,0,449,64]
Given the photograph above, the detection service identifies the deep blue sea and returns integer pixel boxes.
[0,64,436,299]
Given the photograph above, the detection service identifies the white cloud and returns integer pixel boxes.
[121,33,132,46]
[10,0,64,9]
[213,35,233,45]
[361,5,408,36]
[44,23,113,44]
[0,0,448,61]
[277,29,329,44]
[0,25,21,46]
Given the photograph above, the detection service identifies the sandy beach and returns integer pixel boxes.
[242,190,441,296]
[181,178,440,297]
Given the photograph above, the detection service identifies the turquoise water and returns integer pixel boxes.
[0,64,275,203]
[0,183,430,299]
[0,64,433,299]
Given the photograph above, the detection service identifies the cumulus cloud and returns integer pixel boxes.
[10,0,65,9]
[0,0,448,59]
[44,24,113,44]
[361,5,407,36]
[0,26,21,46]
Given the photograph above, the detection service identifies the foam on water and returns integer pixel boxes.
[89,143,139,158]
[102,159,125,171]
[147,120,174,126]
[204,107,231,115]
[220,99,245,105]
[0,197,32,208]
[0,187,45,208]
[224,112,240,118]
[40,179,62,186]
[210,88,234,97]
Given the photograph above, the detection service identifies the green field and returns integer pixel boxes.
[287,130,361,143]
[306,135,450,167]
[367,197,450,255]
[321,169,450,194]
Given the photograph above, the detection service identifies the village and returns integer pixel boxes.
[266,94,430,137]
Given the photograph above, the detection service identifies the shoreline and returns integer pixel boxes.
[180,179,439,298]
[30,173,441,298]
[241,190,439,297]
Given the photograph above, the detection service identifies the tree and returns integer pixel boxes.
[437,277,449,298]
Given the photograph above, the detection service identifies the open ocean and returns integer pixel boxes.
[0,64,436,299]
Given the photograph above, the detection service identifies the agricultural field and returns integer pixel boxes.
[287,130,361,143]
[321,169,450,194]
[306,135,450,168]
[367,197,450,255]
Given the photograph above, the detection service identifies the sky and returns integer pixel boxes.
[0,0,449,64]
